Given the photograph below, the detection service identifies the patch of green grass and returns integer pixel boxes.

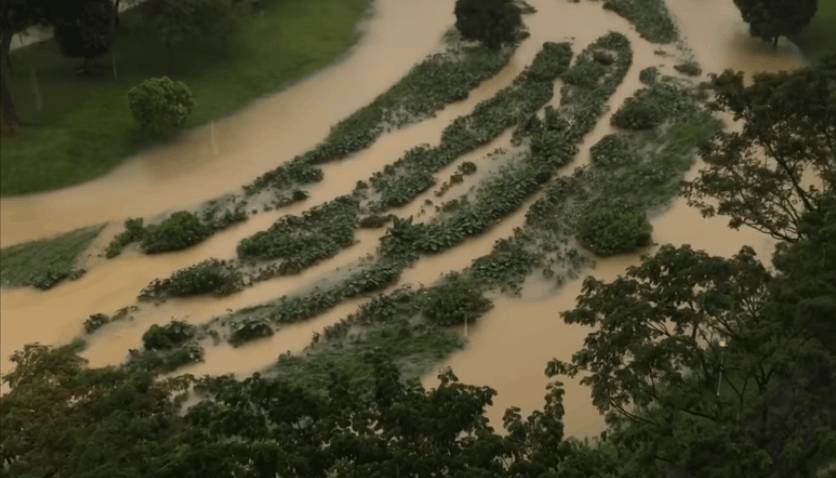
[0,226,101,289]
[1,0,370,196]
[795,1,836,61]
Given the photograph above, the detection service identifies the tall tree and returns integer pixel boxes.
[144,0,236,51]
[454,0,522,50]
[685,60,836,242]
[0,0,45,130]
[52,0,115,74]
[733,0,818,47]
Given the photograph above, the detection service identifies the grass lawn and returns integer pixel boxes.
[794,1,836,61]
[0,226,102,289]
[1,0,370,197]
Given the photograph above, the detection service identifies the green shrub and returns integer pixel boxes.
[128,76,195,136]
[639,66,658,84]
[611,81,692,130]
[105,218,145,258]
[576,204,652,256]
[421,273,493,326]
[359,214,393,228]
[140,259,244,299]
[590,134,636,168]
[674,60,702,76]
[141,211,211,254]
[229,319,274,346]
[83,313,111,334]
[458,161,478,175]
[142,321,197,351]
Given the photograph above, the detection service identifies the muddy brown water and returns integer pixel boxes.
[0,0,803,436]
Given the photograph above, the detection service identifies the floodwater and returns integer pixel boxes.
[0,0,804,437]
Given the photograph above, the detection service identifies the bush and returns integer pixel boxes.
[454,0,522,50]
[105,218,145,258]
[142,321,197,351]
[140,259,244,299]
[576,204,652,256]
[590,134,636,168]
[141,211,211,253]
[229,319,274,346]
[611,81,690,130]
[128,77,195,136]
[83,313,111,334]
[674,60,702,76]
[421,273,493,326]
[639,66,658,84]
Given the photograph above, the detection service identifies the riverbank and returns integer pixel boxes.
[1,0,370,196]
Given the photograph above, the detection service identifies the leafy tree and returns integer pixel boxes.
[128,77,195,136]
[554,212,836,476]
[454,0,522,50]
[732,0,817,47]
[144,0,236,50]
[52,0,115,74]
[686,60,835,242]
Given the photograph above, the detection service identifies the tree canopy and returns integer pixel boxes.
[454,0,522,50]
[686,58,835,242]
[732,0,818,47]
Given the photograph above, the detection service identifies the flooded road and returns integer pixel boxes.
[0,0,805,437]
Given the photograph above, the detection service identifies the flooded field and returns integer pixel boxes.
[0,0,804,438]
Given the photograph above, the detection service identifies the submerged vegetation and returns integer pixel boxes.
[140,259,244,300]
[0,226,101,289]
[600,0,678,44]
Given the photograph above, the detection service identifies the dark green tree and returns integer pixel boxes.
[454,0,522,50]
[554,212,836,476]
[52,0,115,74]
[686,60,835,242]
[144,0,236,51]
[732,0,818,47]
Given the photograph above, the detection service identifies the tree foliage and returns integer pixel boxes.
[575,203,652,256]
[732,0,818,46]
[454,0,522,50]
[686,60,835,242]
[144,0,237,50]
[128,76,195,136]
[52,0,115,71]
[555,198,836,476]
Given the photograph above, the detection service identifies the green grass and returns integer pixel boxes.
[1,0,370,196]
[0,226,102,289]
[795,1,836,61]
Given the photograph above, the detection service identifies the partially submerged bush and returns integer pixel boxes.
[576,204,652,256]
[639,66,658,84]
[602,0,677,44]
[128,76,195,136]
[611,81,692,130]
[142,321,197,351]
[229,319,274,346]
[140,259,243,299]
[83,314,111,334]
[141,211,211,253]
[674,60,702,76]
[590,134,636,168]
[421,273,493,326]
[105,218,145,258]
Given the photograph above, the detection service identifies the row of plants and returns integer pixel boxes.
[598,0,678,44]
[367,41,574,211]
[101,30,520,261]
[105,200,246,258]
[139,259,244,300]
[245,30,520,198]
